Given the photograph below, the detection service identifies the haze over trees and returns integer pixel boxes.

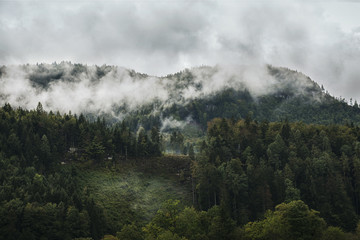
[2,64,360,239]
[1,63,360,131]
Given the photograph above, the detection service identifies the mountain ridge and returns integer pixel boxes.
[0,62,359,129]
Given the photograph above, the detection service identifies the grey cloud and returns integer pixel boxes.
[0,0,360,100]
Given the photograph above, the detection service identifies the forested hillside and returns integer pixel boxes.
[2,63,360,239]
[1,63,360,133]
[2,0,360,238]
[2,104,360,239]
[194,118,360,230]
[0,103,163,239]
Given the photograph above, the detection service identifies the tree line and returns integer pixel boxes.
[3,102,360,239]
[191,117,360,233]
[0,103,162,239]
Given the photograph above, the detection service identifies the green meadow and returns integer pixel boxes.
[76,157,192,232]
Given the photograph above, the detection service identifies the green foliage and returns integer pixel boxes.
[143,200,234,240]
[0,163,98,240]
[3,100,360,239]
[284,179,300,203]
[152,199,181,231]
[66,206,90,238]
[102,235,118,240]
[77,167,191,235]
[7,63,360,132]
[188,144,195,160]
[243,200,326,240]
[86,136,105,163]
[175,207,206,240]
[192,118,360,231]
[117,223,143,240]
[321,226,349,240]
[170,131,185,154]
[155,231,184,240]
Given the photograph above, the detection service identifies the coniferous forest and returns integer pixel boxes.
[2,99,360,239]
[2,0,360,238]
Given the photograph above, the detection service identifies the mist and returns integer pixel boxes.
[0,63,169,115]
[0,61,321,128]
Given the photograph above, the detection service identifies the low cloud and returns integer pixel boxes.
[0,63,317,119]
[160,116,193,132]
[0,0,359,100]
[0,63,169,114]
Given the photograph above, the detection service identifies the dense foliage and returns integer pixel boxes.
[2,63,360,134]
[2,102,360,239]
[119,65,360,131]
[161,66,360,130]
[192,118,360,232]
[0,103,162,239]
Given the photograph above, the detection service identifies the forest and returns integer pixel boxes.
[2,63,360,133]
[1,102,360,239]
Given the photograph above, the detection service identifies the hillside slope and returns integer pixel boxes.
[1,63,359,130]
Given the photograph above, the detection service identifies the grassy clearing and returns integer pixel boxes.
[76,157,192,232]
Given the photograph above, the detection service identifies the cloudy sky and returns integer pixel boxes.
[0,0,359,100]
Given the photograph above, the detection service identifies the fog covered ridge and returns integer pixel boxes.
[0,63,167,115]
[0,62,322,116]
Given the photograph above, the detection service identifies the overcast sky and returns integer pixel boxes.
[0,0,359,100]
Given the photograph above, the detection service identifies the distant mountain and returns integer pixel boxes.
[0,62,359,131]
[160,65,360,128]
